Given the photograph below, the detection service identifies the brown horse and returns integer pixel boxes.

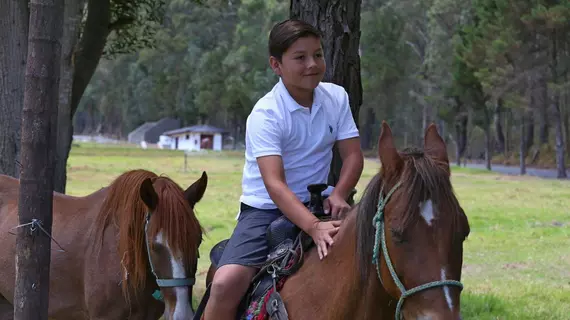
[0,169,206,320]
[206,122,470,319]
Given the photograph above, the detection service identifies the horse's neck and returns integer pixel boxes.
[281,212,388,319]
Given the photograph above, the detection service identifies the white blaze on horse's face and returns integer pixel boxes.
[421,200,455,311]
[419,200,435,226]
[155,231,193,320]
[441,268,454,311]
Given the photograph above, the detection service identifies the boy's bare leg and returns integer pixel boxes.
[204,264,257,320]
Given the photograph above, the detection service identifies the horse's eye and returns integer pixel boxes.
[391,229,406,245]
[152,244,166,254]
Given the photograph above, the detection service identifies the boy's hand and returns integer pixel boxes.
[308,220,341,260]
[324,194,351,219]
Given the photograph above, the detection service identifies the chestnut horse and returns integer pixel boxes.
[0,169,206,320]
[206,122,470,319]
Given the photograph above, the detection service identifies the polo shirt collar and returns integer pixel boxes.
[277,77,321,113]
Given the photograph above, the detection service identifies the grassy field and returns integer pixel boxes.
[66,143,570,319]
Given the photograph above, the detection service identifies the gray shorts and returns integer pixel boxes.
[217,203,286,269]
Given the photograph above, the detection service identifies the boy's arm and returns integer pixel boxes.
[257,155,340,260]
[324,90,364,217]
[245,106,340,259]
[257,155,318,233]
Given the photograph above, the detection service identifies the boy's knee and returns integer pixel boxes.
[209,265,256,303]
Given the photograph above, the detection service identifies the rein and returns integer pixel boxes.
[372,181,463,320]
[144,211,195,301]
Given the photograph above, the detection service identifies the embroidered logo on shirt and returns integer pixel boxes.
[329,125,333,134]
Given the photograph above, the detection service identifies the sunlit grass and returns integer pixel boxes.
[66,143,570,319]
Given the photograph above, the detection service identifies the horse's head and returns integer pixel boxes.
[357,122,470,319]
[139,172,207,320]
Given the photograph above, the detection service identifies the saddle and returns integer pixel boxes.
[193,184,354,320]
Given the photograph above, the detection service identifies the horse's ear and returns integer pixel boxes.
[424,123,449,165]
[378,121,402,173]
[185,171,208,208]
[140,178,158,210]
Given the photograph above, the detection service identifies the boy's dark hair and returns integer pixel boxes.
[268,19,322,61]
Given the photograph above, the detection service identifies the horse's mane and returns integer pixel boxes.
[355,147,464,283]
[93,169,203,297]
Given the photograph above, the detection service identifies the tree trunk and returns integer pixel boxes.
[14,0,63,319]
[438,119,446,142]
[561,53,570,161]
[422,85,433,135]
[484,124,492,170]
[52,0,111,192]
[550,30,566,179]
[564,94,570,157]
[290,0,363,190]
[454,112,467,166]
[0,0,29,178]
[53,0,86,193]
[524,109,534,154]
[494,99,506,154]
[505,108,511,155]
[538,74,549,145]
[484,108,492,170]
[360,107,374,150]
[520,113,526,175]
[454,123,461,167]
[552,97,566,178]
[71,0,111,116]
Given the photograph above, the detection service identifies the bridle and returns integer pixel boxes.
[144,211,196,301]
[371,181,463,320]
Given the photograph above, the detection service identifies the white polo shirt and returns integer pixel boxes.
[239,78,359,210]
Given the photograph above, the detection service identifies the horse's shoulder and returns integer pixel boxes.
[0,174,19,196]
[0,174,19,185]
[52,187,108,216]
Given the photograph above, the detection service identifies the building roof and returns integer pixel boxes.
[163,125,228,136]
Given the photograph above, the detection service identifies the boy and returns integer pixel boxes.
[204,19,363,319]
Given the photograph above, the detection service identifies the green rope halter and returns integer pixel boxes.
[372,181,463,320]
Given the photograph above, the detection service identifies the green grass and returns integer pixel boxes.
[66,143,570,319]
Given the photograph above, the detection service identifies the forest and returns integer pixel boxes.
[79,0,570,178]
[2,0,569,189]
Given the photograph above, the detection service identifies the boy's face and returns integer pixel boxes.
[270,36,326,92]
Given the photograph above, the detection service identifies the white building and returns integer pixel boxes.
[160,125,228,151]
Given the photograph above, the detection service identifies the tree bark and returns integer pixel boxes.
[561,52,570,162]
[505,108,511,155]
[14,0,63,319]
[71,0,111,116]
[52,0,111,193]
[564,94,570,157]
[483,108,492,170]
[360,107,374,150]
[422,85,433,135]
[290,0,363,190]
[524,109,534,154]
[552,97,566,178]
[520,113,526,175]
[494,98,506,154]
[484,124,492,170]
[454,112,467,166]
[53,0,86,193]
[549,31,566,179]
[0,0,29,178]
[538,74,549,144]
